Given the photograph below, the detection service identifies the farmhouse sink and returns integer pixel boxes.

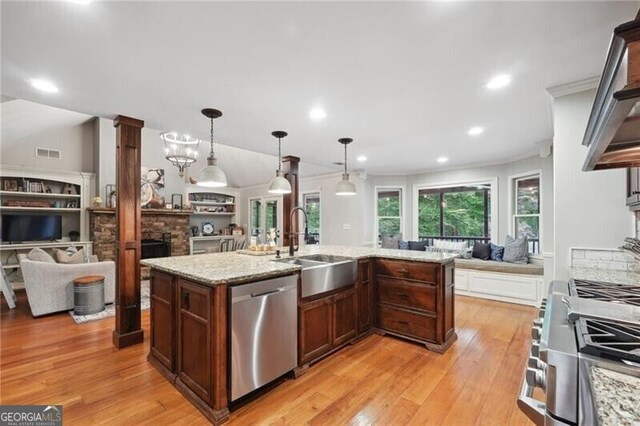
[272,255,357,298]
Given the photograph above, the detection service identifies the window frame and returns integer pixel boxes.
[248,195,283,243]
[509,170,542,253]
[374,186,406,246]
[412,177,498,242]
[301,191,321,244]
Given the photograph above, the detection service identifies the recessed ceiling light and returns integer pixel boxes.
[437,157,448,163]
[356,155,367,162]
[486,74,512,89]
[309,107,326,121]
[68,0,91,4]
[30,79,59,93]
[467,126,484,136]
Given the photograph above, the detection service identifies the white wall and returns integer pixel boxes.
[552,89,635,280]
[238,172,369,247]
[1,99,95,173]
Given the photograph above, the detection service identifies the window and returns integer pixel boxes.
[417,183,491,246]
[376,188,403,243]
[513,174,540,253]
[303,192,320,244]
[249,198,262,238]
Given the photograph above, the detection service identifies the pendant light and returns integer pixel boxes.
[161,132,200,177]
[268,130,292,194]
[335,137,357,196]
[196,108,227,187]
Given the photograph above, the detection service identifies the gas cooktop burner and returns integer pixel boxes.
[577,317,640,364]
[570,279,640,307]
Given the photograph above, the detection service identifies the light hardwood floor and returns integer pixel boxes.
[1,292,536,425]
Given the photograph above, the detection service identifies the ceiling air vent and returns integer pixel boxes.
[35,147,61,159]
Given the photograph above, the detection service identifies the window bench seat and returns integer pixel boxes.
[454,258,544,306]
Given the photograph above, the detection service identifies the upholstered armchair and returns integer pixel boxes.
[17,254,115,317]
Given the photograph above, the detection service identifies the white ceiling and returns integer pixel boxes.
[1,1,638,175]
[1,98,335,187]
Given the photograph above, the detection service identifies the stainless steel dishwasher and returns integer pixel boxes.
[230,274,298,401]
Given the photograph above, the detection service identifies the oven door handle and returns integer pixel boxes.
[517,366,546,426]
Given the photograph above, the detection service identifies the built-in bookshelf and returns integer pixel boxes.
[0,166,95,289]
[186,185,240,236]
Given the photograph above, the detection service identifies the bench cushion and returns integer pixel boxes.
[455,258,543,276]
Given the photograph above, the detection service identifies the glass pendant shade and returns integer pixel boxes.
[161,132,200,177]
[268,170,292,194]
[335,173,357,195]
[335,138,357,196]
[268,130,292,194]
[197,108,227,188]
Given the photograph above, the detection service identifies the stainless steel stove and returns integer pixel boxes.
[518,278,640,425]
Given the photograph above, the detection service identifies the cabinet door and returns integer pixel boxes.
[150,271,176,372]
[627,167,640,208]
[299,297,332,365]
[332,287,357,347]
[177,279,213,405]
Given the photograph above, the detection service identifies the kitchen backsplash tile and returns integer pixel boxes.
[571,248,638,272]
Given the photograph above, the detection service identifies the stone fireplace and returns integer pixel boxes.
[89,208,191,277]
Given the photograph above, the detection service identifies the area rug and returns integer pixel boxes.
[69,280,150,324]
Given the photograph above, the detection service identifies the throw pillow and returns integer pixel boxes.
[27,248,56,263]
[408,240,428,251]
[56,248,87,264]
[398,240,409,250]
[425,246,468,258]
[471,241,491,260]
[381,234,401,249]
[433,240,467,251]
[503,235,529,264]
[490,243,505,262]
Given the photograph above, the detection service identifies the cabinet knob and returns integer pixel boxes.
[182,291,190,309]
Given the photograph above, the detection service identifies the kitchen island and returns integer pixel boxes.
[142,245,457,424]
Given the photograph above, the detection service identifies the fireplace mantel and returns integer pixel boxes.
[88,207,192,216]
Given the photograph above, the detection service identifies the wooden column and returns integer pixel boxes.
[282,156,300,247]
[113,115,144,349]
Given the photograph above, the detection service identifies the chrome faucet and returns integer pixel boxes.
[289,207,309,256]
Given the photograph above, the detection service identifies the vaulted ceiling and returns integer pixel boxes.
[2,1,638,175]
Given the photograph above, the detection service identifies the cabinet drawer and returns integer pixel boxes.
[377,276,436,313]
[376,259,438,283]
[376,305,436,342]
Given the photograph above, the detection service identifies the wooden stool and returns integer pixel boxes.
[73,275,105,315]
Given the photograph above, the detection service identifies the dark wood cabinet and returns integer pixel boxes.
[298,284,358,366]
[149,271,176,375]
[374,258,456,352]
[356,260,372,334]
[147,271,233,425]
[177,279,213,405]
[299,297,332,364]
[627,167,640,210]
[332,287,357,347]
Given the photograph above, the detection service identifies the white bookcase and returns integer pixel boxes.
[0,166,95,289]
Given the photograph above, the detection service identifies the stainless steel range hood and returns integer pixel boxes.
[583,14,640,171]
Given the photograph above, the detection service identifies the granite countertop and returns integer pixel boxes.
[590,366,640,426]
[141,244,457,286]
[570,267,640,286]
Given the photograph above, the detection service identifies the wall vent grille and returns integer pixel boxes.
[35,147,61,159]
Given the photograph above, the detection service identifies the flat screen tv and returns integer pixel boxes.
[1,215,62,243]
